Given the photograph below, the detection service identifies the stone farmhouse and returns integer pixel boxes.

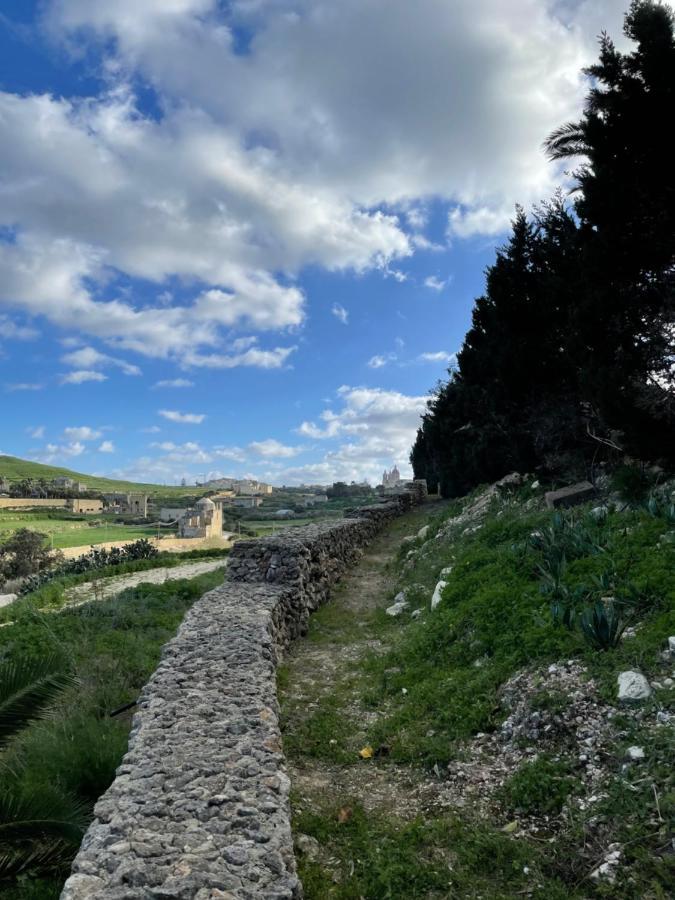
[102,492,149,517]
[178,497,223,539]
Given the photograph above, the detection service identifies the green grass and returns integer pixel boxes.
[0,566,225,895]
[0,454,210,498]
[295,800,578,899]
[281,490,675,899]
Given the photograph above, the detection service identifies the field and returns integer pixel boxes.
[0,510,167,550]
[0,455,209,499]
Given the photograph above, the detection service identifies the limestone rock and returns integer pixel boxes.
[617,670,652,702]
[625,746,645,761]
[431,580,448,611]
[417,524,430,541]
[545,481,596,509]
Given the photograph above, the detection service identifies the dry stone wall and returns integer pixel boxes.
[61,483,426,900]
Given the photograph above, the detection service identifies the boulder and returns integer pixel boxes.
[386,591,409,617]
[417,524,430,541]
[617,670,652,702]
[495,472,524,490]
[544,481,596,509]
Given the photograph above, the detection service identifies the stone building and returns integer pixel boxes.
[67,498,103,514]
[102,492,149,517]
[382,465,401,488]
[232,496,263,509]
[178,497,224,539]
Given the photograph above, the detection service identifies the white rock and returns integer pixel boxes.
[401,535,416,546]
[411,609,422,620]
[663,678,674,688]
[617,670,652,702]
[431,580,448,611]
[0,593,18,609]
[440,566,453,577]
[590,506,608,519]
[668,636,675,656]
[531,480,540,489]
[625,746,645,761]
[386,600,409,617]
[393,591,406,604]
[417,525,430,541]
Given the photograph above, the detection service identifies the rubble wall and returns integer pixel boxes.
[61,483,426,900]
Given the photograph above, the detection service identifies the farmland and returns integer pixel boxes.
[0,510,168,550]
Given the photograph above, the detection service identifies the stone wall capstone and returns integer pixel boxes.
[60,483,426,900]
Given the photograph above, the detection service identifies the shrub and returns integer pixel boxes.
[610,465,653,506]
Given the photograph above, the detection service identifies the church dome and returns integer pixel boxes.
[196,497,216,509]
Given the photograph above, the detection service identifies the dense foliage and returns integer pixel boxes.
[412,1,675,497]
[0,568,225,895]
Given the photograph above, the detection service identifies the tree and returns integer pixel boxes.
[545,0,675,460]
[0,530,58,581]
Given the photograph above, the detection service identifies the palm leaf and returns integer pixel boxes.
[0,657,78,750]
[0,787,89,877]
[543,122,589,160]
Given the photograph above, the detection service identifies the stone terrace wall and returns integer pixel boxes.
[61,483,426,900]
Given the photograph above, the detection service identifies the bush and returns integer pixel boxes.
[610,465,654,506]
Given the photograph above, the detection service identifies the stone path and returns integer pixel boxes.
[62,558,228,608]
[0,558,228,617]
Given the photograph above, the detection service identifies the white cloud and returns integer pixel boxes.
[331,303,349,325]
[27,425,45,439]
[290,385,427,483]
[418,350,457,364]
[182,345,296,369]
[64,426,102,441]
[152,378,195,388]
[367,353,397,369]
[61,345,141,375]
[248,439,302,458]
[158,409,206,424]
[423,275,448,292]
[0,0,626,371]
[34,440,86,462]
[60,370,108,385]
[0,315,39,341]
[98,440,115,452]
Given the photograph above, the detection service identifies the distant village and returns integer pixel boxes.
[0,466,407,544]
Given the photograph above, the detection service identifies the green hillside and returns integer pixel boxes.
[0,455,208,499]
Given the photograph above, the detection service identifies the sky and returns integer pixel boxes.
[0,0,631,486]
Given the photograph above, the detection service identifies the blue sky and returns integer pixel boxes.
[0,0,628,486]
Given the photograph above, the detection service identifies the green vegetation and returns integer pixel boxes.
[281,488,675,898]
[0,567,225,895]
[412,1,675,496]
[0,455,209,499]
[0,509,163,551]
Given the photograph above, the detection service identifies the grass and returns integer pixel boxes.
[0,510,165,549]
[0,546,230,623]
[280,489,675,899]
[0,565,225,896]
[0,454,209,499]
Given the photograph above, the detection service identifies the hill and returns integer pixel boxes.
[0,455,208,499]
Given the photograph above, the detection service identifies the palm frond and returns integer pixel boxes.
[543,122,589,160]
[0,657,78,750]
[0,838,75,877]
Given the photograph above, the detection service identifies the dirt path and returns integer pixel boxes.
[280,502,452,822]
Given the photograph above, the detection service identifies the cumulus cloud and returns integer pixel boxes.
[98,440,115,452]
[0,315,39,341]
[248,439,302,458]
[292,385,426,482]
[158,409,206,424]
[0,0,628,375]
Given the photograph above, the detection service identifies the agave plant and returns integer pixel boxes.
[579,600,628,651]
[0,658,87,879]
